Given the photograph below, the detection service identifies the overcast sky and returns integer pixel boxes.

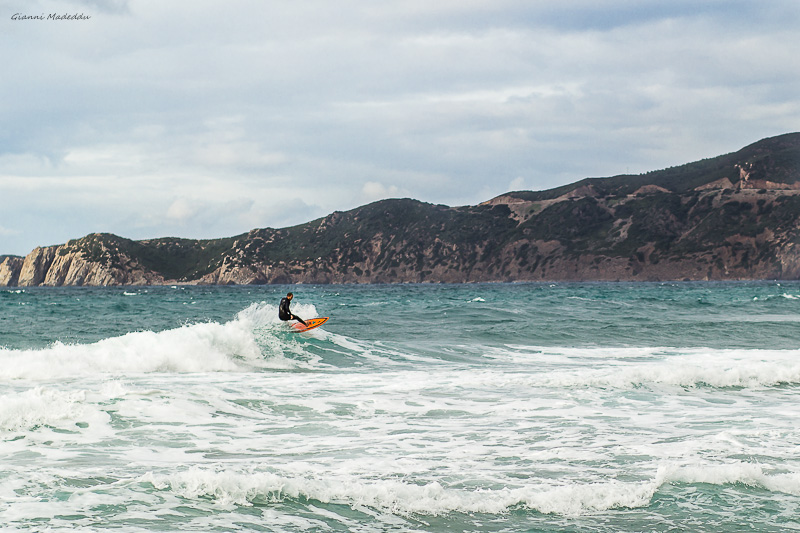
[1,0,799,255]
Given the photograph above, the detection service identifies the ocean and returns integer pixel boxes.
[1,282,799,532]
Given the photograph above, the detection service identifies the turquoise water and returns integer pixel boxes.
[1,282,800,531]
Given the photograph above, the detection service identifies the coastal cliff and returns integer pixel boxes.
[3,133,800,286]
[0,256,23,286]
[7,241,166,287]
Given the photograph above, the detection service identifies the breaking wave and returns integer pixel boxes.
[486,346,800,390]
[140,461,800,517]
[0,302,323,381]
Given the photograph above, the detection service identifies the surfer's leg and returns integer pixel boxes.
[294,315,308,326]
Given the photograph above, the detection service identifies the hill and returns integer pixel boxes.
[2,133,800,286]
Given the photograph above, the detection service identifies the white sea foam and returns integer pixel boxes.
[659,462,800,496]
[753,293,800,301]
[0,387,90,431]
[139,467,654,516]
[0,303,321,381]
[536,364,800,389]
[141,461,800,517]
[484,346,800,389]
[548,352,800,389]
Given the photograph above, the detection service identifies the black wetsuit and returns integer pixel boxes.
[279,297,307,326]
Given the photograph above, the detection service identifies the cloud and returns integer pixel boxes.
[165,198,196,223]
[508,177,525,191]
[65,0,130,14]
[361,181,405,203]
[1,0,798,255]
[0,225,20,237]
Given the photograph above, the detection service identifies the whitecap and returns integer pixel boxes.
[0,387,89,432]
[140,460,800,517]
[138,467,657,517]
[0,302,322,381]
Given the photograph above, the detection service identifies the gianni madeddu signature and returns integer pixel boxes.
[12,12,92,21]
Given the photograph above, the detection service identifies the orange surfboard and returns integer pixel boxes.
[291,317,329,332]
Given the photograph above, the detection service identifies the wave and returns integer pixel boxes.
[539,358,800,389]
[752,292,800,301]
[662,462,800,496]
[0,382,131,432]
[0,302,323,381]
[485,346,800,390]
[139,467,653,517]
[0,387,89,431]
[140,461,800,517]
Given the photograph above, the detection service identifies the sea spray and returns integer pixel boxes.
[0,387,89,431]
[141,462,800,517]
[140,467,663,516]
[0,302,326,380]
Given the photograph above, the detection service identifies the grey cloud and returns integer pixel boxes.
[62,0,130,14]
[1,0,798,255]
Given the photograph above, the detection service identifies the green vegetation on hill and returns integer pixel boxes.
[8,132,800,284]
[60,232,239,281]
[508,132,800,201]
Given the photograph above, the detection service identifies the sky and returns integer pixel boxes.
[1,0,799,256]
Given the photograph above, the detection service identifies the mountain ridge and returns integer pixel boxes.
[2,133,800,286]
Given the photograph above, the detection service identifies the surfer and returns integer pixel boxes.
[279,292,307,327]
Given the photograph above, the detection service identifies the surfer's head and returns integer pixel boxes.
[287,292,293,300]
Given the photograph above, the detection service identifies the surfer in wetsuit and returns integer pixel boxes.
[279,292,307,326]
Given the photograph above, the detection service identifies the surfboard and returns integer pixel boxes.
[291,317,329,332]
